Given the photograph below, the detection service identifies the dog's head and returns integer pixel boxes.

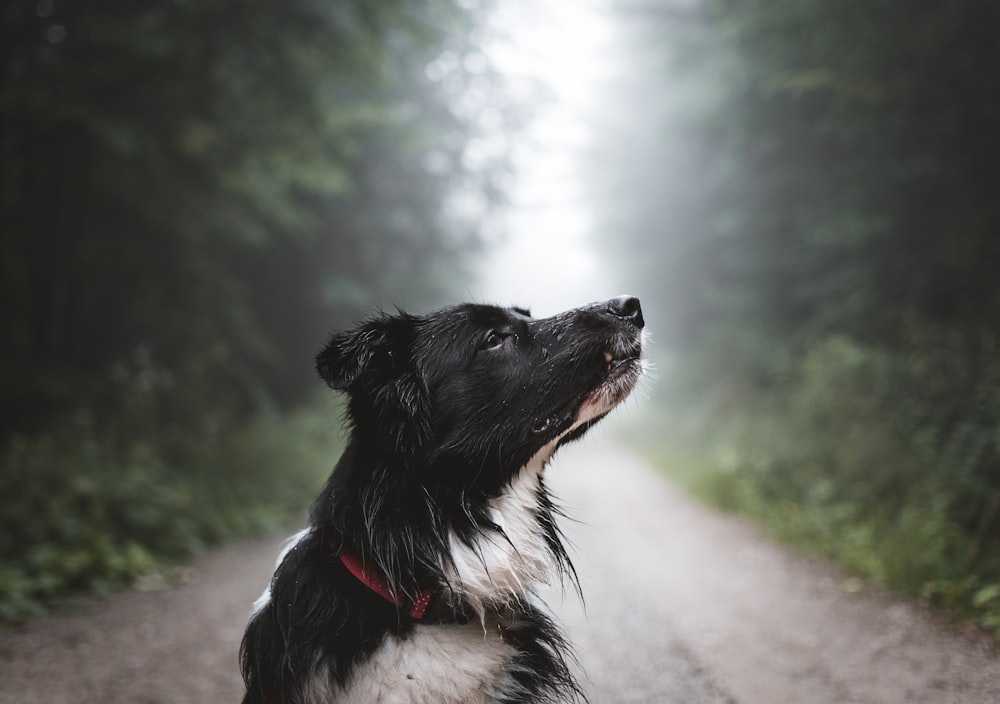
[317,297,645,489]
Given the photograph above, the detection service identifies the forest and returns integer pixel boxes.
[592,0,1000,633]
[3,0,1000,634]
[0,0,510,619]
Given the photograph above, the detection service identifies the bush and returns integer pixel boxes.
[641,333,1000,635]
[0,396,343,622]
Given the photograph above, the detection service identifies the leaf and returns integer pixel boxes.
[972,584,1000,609]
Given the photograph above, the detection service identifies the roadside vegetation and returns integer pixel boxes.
[596,1,1000,637]
[0,0,510,621]
[0,394,343,621]
[627,347,1000,637]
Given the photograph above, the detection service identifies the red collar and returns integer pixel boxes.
[329,537,434,620]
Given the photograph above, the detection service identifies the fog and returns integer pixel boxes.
[475,1,618,314]
[3,0,1000,647]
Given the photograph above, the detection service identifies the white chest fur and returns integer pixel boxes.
[447,447,560,615]
[309,621,514,704]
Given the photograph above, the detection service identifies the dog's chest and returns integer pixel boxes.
[448,462,555,607]
[312,621,514,704]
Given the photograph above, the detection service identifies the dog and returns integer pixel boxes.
[240,296,646,704]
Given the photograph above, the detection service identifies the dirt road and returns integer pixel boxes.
[1,436,998,703]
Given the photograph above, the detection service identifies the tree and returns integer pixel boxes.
[0,0,511,432]
[586,0,1000,611]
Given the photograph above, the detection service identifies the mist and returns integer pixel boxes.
[3,0,1000,683]
[474,1,618,314]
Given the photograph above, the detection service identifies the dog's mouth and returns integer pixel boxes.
[530,341,644,438]
[593,342,643,398]
[602,348,642,380]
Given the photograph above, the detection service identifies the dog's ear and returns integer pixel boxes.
[316,314,430,453]
[316,319,392,391]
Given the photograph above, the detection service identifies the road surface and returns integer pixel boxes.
[1,436,998,703]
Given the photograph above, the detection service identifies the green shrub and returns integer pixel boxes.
[641,333,1000,635]
[0,396,343,621]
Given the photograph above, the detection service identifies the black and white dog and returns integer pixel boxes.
[240,296,646,704]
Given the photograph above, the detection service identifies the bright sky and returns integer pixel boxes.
[473,0,621,317]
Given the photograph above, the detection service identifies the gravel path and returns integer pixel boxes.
[549,437,1000,704]
[1,436,998,703]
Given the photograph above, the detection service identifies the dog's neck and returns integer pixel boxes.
[319,436,576,621]
[445,438,569,618]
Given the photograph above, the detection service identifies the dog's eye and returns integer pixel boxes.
[480,331,509,351]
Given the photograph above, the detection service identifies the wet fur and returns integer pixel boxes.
[240,298,645,703]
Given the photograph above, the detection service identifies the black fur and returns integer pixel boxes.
[240,297,645,704]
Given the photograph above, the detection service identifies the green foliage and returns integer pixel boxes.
[0,0,510,431]
[0,395,343,622]
[0,0,513,620]
[599,0,1000,361]
[639,332,1000,635]
[597,0,1000,635]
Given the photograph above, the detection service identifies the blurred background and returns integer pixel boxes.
[2,0,999,636]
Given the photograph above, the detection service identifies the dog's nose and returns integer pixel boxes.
[607,295,644,329]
